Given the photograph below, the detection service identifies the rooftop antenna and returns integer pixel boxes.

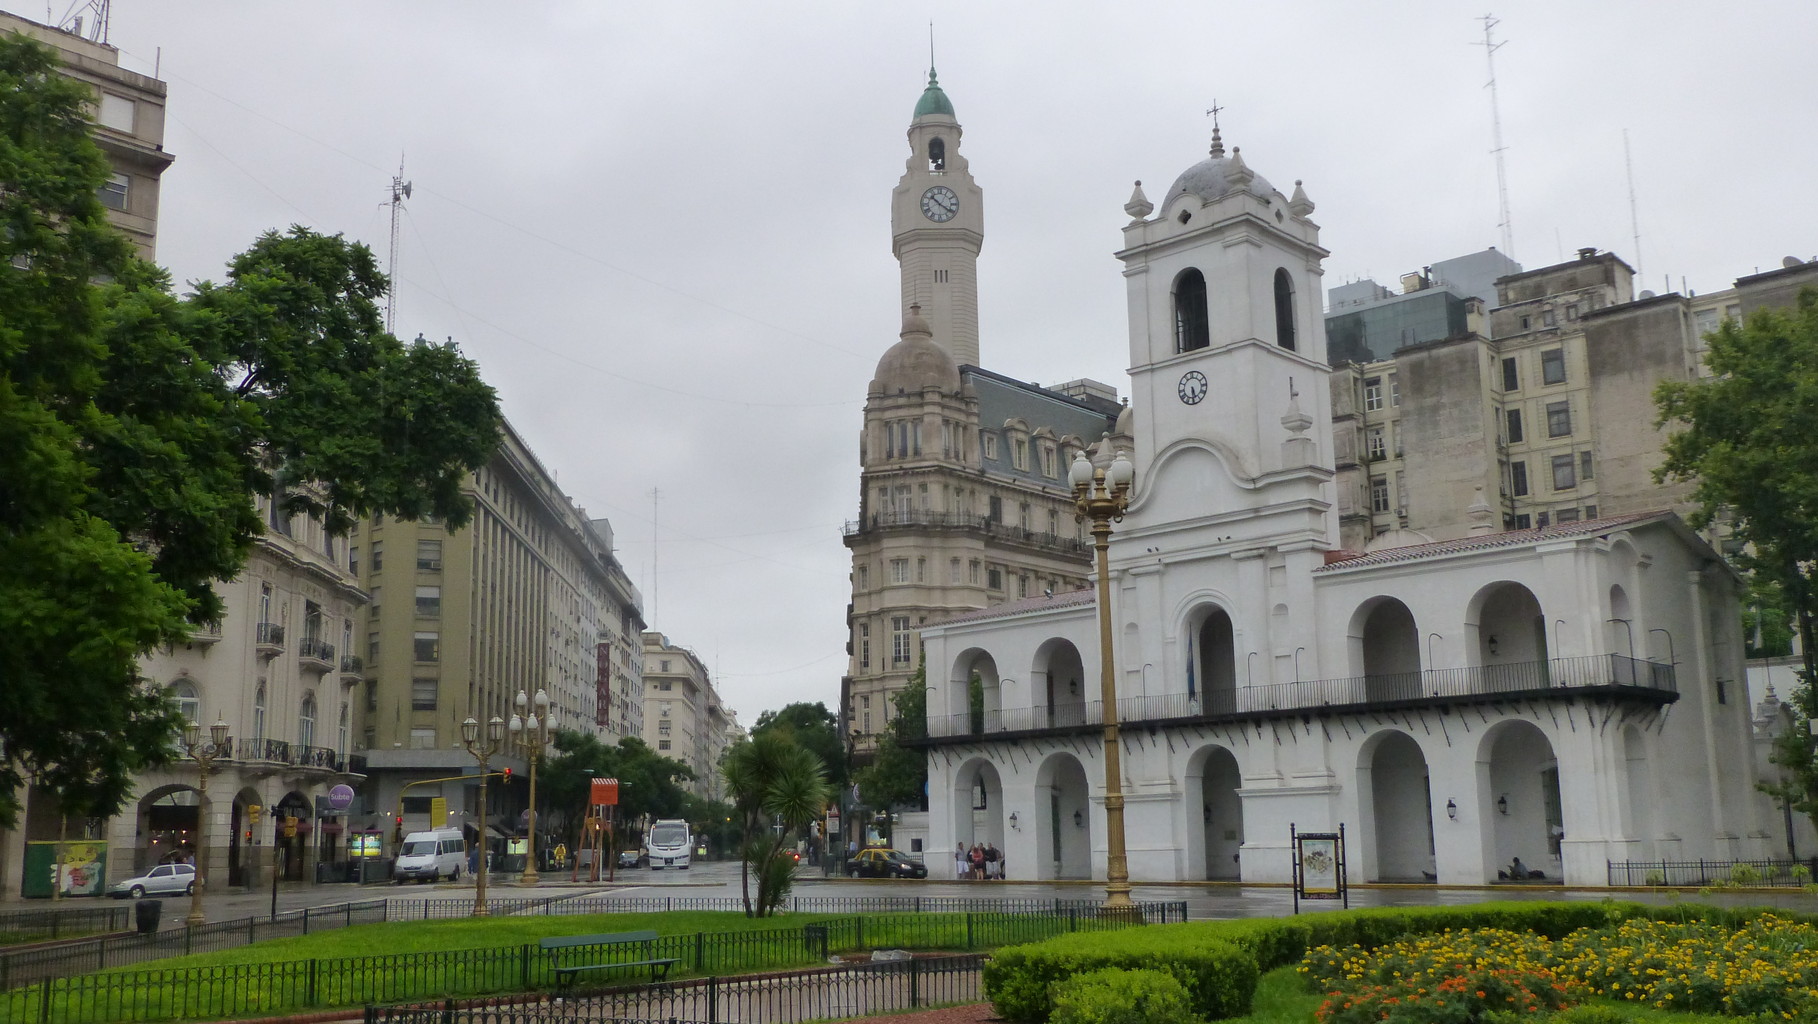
[55,0,110,44]
[1476,15,1515,259]
[384,159,411,335]
[1623,128,1643,282]
[651,487,661,626]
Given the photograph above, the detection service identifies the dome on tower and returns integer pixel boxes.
[1162,128,1275,209]
[913,67,955,119]
[872,304,960,394]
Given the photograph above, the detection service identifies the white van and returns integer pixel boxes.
[394,828,465,883]
[646,818,692,870]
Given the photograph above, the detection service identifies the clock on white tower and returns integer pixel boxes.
[920,185,959,222]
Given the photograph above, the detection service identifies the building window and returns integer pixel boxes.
[411,678,438,711]
[1048,509,1060,536]
[987,496,1002,522]
[1694,308,1720,341]
[1541,348,1566,385]
[1580,451,1594,481]
[367,632,379,665]
[299,694,317,750]
[968,560,981,584]
[987,567,1003,590]
[658,720,671,735]
[859,622,871,669]
[97,93,135,132]
[1388,373,1401,406]
[1542,309,1557,327]
[1565,303,1580,321]
[1173,268,1210,351]
[1502,357,1519,391]
[1366,427,1386,461]
[97,172,129,211]
[1552,454,1577,490]
[1555,508,1581,524]
[416,539,442,570]
[1505,408,1523,444]
[370,541,383,571]
[660,659,670,672]
[1546,401,1572,438]
[1273,268,1297,350]
[1013,438,1028,470]
[1514,513,1532,529]
[252,682,266,742]
[889,558,909,584]
[1511,461,1529,496]
[415,585,441,617]
[949,557,961,584]
[350,544,360,576]
[409,727,436,749]
[1041,445,1057,477]
[658,739,672,751]
[1520,315,1531,331]
[1584,504,1597,519]
[1363,377,1383,411]
[856,565,868,590]
[891,616,912,665]
[1369,476,1390,514]
[413,631,439,662]
[982,432,998,460]
[1537,511,1551,528]
[915,557,926,583]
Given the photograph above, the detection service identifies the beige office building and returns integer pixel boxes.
[356,420,644,838]
[2,11,172,259]
[640,633,740,804]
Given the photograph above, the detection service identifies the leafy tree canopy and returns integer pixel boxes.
[1656,288,1818,833]
[854,661,928,811]
[0,34,502,827]
[540,731,696,843]
[722,730,829,916]
[751,701,848,792]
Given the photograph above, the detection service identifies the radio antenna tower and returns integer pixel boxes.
[1476,15,1514,259]
[1623,128,1643,282]
[385,160,411,335]
[55,0,110,43]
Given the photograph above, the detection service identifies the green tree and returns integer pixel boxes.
[751,701,848,793]
[0,34,503,828]
[1656,287,1818,834]
[854,661,929,810]
[722,731,829,916]
[540,731,695,850]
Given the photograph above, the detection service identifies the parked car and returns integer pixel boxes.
[617,848,642,869]
[108,862,196,899]
[843,847,928,879]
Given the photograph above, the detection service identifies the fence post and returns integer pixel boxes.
[857,916,865,950]
[303,906,311,935]
[707,974,719,1024]
[695,931,706,971]
[98,933,107,972]
[308,958,320,1006]
[1068,908,1077,932]
[184,926,194,956]
[249,917,257,944]
[910,955,922,1008]
[39,977,56,1024]
[965,913,974,951]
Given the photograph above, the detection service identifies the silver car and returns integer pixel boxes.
[108,862,196,898]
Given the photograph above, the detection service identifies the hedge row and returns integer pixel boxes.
[982,900,1809,1024]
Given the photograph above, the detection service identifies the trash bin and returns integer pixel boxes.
[135,899,162,934]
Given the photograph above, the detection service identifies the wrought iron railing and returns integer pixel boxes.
[340,654,364,673]
[255,622,285,647]
[1607,858,1818,888]
[295,745,340,770]
[297,637,336,663]
[913,654,1675,741]
[237,738,292,763]
[842,510,1088,556]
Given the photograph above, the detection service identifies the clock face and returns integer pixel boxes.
[1178,370,1209,405]
[920,185,959,222]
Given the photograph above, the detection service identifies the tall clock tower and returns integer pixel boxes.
[891,67,984,368]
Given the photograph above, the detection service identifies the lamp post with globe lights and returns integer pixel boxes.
[509,688,552,885]
[182,716,231,927]
[460,714,506,917]
[1069,447,1137,910]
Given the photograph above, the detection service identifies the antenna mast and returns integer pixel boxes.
[56,0,110,43]
[1623,128,1643,282]
[1477,15,1514,259]
[650,488,660,626]
[385,161,411,335]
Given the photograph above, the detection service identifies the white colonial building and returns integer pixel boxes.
[915,130,1769,887]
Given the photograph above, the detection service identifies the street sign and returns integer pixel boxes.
[431,796,448,828]
[328,784,355,811]
[591,777,619,806]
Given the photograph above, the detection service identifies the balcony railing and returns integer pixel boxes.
[340,654,364,674]
[843,510,1088,557]
[255,622,285,649]
[909,654,1676,743]
[295,745,340,770]
[238,738,292,763]
[345,753,369,777]
[297,637,336,667]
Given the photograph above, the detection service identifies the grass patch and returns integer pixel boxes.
[1235,967,1325,1024]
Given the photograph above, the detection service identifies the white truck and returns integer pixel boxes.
[646,818,692,870]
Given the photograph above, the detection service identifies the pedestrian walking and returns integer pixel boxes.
[954,842,967,880]
[969,844,986,880]
[986,843,1001,880]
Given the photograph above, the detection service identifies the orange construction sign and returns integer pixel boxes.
[590,777,619,806]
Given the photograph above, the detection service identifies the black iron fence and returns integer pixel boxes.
[0,899,387,990]
[364,953,986,1024]
[1607,858,1818,888]
[916,654,1677,741]
[0,907,129,944]
[5,903,1176,1023]
[402,894,1186,921]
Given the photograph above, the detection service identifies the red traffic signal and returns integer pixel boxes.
[502,768,513,781]
[395,816,404,826]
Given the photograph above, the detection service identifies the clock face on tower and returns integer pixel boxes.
[920,185,959,222]
[1178,370,1209,405]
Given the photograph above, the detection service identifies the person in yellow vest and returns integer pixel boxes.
[553,843,568,870]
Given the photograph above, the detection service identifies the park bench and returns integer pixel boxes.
[541,930,679,991]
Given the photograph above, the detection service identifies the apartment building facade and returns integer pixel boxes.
[640,633,738,803]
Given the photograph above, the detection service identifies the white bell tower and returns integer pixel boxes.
[890,67,983,368]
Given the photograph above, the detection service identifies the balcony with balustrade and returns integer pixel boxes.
[296,637,336,674]
[842,508,1088,558]
[339,654,364,686]
[254,622,285,658]
[905,654,1677,747]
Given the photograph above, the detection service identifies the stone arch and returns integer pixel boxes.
[274,789,313,881]
[1031,637,1087,728]
[927,136,945,172]
[1607,583,1639,682]
[1173,267,1210,352]
[134,783,203,874]
[1186,744,1244,880]
[950,649,1001,735]
[1468,581,1549,690]
[1181,599,1238,713]
[1346,596,1423,702]
[1478,719,1562,879]
[1357,730,1435,881]
[228,785,263,887]
[951,757,1004,861]
[1034,752,1092,880]
[1274,267,1297,350]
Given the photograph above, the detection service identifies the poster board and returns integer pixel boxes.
[1290,823,1348,912]
[23,841,107,898]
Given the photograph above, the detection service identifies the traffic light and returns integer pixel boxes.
[502,767,512,782]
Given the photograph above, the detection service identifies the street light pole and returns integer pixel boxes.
[182,716,230,928]
[1070,448,1136,911]
[509,688,551,885]
[461,714,506,917]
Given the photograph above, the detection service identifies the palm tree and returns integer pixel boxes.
[722,731,830,917]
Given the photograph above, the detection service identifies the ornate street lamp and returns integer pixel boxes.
[509,688,552,885]
[1070,447,1136,910]
[182,716,231,927]
[460,714,506,917]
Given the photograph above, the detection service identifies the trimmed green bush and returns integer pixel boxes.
[984,928,1257,1023]
[1051,967,1202,1024]
[1552,1006,1639,1024]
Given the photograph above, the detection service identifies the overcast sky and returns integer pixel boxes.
[23,0,1815,725]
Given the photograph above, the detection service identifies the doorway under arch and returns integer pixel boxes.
[1187,745,1244,880]
[953,650,1001,735]
[1034,753,1092,880]
[1481,720,1562,879]
[1361,731,1435,881]
[1352,597,1423,702]
[1032,638,1087,727]
[1473,582,1549,691]
[1186,605,1237,714]
[951,757,1004,861]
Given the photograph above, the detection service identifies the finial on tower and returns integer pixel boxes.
[1124,180,1153,220]
[1205,100,1226,157]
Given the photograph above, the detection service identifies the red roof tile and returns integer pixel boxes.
[1315,510,1672,572]
[929,587,1096,628]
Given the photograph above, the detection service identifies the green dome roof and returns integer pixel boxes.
[913,67,954,119]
